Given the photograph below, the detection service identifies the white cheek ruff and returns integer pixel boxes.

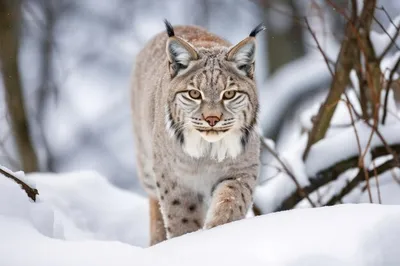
[183,129,243,162]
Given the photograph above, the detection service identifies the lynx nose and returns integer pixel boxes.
[205,116,220,127]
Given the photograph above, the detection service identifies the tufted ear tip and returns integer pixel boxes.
[164,19,175,37]
[249,23,266,37]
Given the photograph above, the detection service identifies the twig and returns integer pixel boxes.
[376,6,398,29]
[342,92,400,167]
[359,121,375,202]
[260,136,316,208]
[369,122,400,166]
[341,94,373,202]
[258,163,284,185]
[375,6,400,61]
[382,57,400,124]
[372,159,382,204]
[373,16,400,53]
[304,17,334,77]
[0,167,38,201]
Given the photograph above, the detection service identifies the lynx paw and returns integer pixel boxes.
[204,197,242,229]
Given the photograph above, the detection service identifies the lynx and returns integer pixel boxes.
[131,20,264,245]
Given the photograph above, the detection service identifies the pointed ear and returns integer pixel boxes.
[166,37,198,77]
[164,19,198,78]
[227,38,256,78]
[226,23,265,78]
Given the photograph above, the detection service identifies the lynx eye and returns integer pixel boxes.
[223,90,236,100]
[188,90,201,99]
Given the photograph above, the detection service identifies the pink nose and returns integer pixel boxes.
[205,116,220,127]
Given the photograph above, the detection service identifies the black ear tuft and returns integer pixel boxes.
[164,19,175,37]
[249,23,266,37]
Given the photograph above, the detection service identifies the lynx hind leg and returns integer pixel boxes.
[149,198,167,246]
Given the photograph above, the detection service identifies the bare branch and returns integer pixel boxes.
[304,17,334,77]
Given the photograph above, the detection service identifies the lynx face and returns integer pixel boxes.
[164,22,262,161]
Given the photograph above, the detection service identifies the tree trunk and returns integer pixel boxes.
[0,0,39,172]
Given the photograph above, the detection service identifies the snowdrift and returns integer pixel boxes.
[1,170,399,266]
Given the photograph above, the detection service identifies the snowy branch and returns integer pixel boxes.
[0,167,38,201]
[324,157,398,205]
[274,143,400,212]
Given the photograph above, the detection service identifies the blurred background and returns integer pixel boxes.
[1,0,399,197]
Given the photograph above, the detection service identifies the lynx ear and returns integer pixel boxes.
[164,19,198,78]
[227,23,266,78]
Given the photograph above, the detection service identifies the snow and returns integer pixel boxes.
[1,170,400,265]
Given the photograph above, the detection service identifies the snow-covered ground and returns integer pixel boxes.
[1,169,400,266]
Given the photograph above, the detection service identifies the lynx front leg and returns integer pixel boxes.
[155,176,205,239]
[204,173,257,229]
[149,198,166,246]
